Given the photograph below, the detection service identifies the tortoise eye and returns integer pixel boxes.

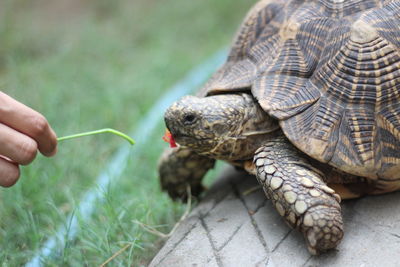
[183,114,197,125]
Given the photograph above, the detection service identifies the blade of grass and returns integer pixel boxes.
[100,243,132,267]
[57,128,135,145]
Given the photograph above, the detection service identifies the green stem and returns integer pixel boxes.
[57,128,135,145]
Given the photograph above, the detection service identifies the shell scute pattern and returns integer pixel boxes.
[204,0,400,180]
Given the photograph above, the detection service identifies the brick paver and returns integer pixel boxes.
[150,167,400,267]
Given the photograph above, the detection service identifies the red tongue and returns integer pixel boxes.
[162,129,177,148]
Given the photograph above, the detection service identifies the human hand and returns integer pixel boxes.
[0,91,57,187]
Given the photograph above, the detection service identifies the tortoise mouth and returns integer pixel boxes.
[166,123,209,142]
[167,130,215,152]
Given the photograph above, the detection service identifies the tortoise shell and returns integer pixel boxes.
[203,0,400,180]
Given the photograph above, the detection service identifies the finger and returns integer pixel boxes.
[0,91,57,157]
[0,123,38,165]
[0,157,20,187]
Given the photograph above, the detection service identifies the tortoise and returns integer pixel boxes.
[158,0,400,254]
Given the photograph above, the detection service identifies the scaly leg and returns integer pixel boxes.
[158,147,215,200]
[254,135,343,255]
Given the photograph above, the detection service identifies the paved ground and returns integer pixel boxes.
[150,167,400,267]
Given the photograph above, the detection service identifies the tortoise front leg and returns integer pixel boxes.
[158,147,215,201]
[254,135,343,255]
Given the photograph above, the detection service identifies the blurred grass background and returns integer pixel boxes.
[0,0,253,265]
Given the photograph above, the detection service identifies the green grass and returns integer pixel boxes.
[0,0,253,265]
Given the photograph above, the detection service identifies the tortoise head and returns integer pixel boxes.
[164,94,278,160]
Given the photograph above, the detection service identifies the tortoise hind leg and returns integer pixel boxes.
[254,135,343,255]
[159,147,215,200]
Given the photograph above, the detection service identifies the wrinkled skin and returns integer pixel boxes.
[164,94,278,160]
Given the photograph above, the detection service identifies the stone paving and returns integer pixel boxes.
[150,167,400,267]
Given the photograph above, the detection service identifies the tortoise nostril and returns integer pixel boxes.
[183,114,196,125]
